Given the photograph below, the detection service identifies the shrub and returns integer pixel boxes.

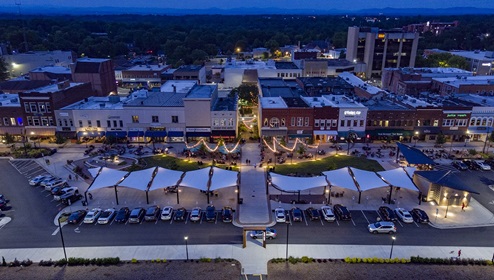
[215,257,222,263]
[288,256,298,264]
[20,259,33,266]
[301,256,313,263]
[9,258,20,267]
[39,259,54,266]
[199,257,211,263]
[55,259,67,266]
[2,256,6,266]
[131,258,138,264]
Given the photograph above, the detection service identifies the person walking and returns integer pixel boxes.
[458,249,462,258]
[461,202,466,211]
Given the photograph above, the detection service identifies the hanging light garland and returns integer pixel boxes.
[184,138,242,154]
[262,137,319,153]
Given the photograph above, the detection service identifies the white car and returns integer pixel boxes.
[161,206,173,221]
[394,208,414,223]
[475,160,491,171]
[44,179,67,191]
[321,206,336,222]
[53,186,79,201]
[97,208,116,225]
[275,208,286,223]
[39,176,58,187]
[84,208,102,224]
[190,207,202,222]
[29,175,47,186]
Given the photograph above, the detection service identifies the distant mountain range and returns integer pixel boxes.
[0,6,493,16]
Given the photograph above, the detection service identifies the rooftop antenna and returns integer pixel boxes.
[15,0,29,52]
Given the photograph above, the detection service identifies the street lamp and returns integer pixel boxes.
[57,215,68,262]
[285,220,290,261]
[414,131,419,147]
[326,188,330,205]
[389,236,396,259]
[184,236,189,261]
[30,131,36,148]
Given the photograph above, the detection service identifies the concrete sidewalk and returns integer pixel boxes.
[1,242,493,275]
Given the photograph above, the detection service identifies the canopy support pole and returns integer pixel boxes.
[358,191,362,204]
[388,185,393,205]
[176,186,180,204]
[328,185,332,205]
[237,185,240,202]
[297,190,300,202]
[207,191,210,204]
[146,191,149,204]
[114,185,119,205]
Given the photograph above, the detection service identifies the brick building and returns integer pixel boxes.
[71,58,117,96]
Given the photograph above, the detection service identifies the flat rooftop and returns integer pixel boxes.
[160,80,197,94]
[0,93,21,107]
[212,96,236,111]
[433,76,494,87]
[62,96,126,110]
[185,85,215,99]
[174,65,204,73]
[339,72,385,95]
[225,60,275,70]
[400,95,434,108]
[260,97,287,109]
[30,66,71,74]
[125,91,186,107]
[25,82,84,93]
[364,99,411,111]
[450,50,494,61]
[456,94,494,107]
[320,95,366,108]
[125,64,168,71]
[77,57,110,63]
[274,62,299,69]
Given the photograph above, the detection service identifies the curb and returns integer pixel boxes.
[428,222,494,229]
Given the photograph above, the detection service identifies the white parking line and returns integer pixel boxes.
[199,213,203,224]
[351,218,356,226]
[335,219,339,226]
[396,219,404,227]
[320,218,324,226]
[51,227,60,236]
[376,210,384,220]
[414,221,420,228]
[215,212,218,224]
[302,211,308,226]
[360,210,370,224]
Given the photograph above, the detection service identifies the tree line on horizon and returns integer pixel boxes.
[0,14,493,68]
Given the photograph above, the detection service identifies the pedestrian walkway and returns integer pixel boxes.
[236,143,273,226]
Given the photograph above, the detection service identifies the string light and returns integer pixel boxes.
[262,137,319,153]
[184,138,241,154]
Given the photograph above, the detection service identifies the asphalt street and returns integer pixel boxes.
[1,159,494,249]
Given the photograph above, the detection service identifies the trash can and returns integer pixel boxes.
[238,198,243,204]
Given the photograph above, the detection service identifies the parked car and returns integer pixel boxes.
[249,228,277,239]
[174,207,187,222]
[275,208,286,223]
[83,208,102,224]
[67,210,87,224]
[115,207,130,223]
[452,161,468,171]
[39,176,58,187]
[291,207,303,222]
[333,204,351,221]
[306,207,320,221]
[410,208,429,223]
[462,159,477,170]
[395,208,414,223]
[60,193,83,205]
[190,207,202,222]
[221,206,233,223]
[144,205,160,222]
[97,208,116,225]
[321,206,336,222]
[53,186,79,201]
[368,221,397,234]
[161,206,174,221]
[44,179,67,191]
[0,195,7,210]
[475,160,491,171]
[128,207,145,224]
[205,205,216,222]
[29,175,47,186]
[378,206,397,221]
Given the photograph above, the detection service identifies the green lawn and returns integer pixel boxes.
[271,155,384,175]
[140,155,241,172]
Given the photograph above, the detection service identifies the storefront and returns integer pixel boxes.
[127,130,145,142]
[211,130,237,142]
[414,127,441,142]
[186,128,211,142]
[145,129,167,143]
[167,130,185,143]
[313,130,338,143]
[77,130,106,140]
[287,130,312,143]
[467,126,492,142]
[366,129,413,141]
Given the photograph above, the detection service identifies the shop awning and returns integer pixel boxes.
[313,130,338,136]
[106,131,127,138]
[366,129,413,137]
[261,129,287,137]
[211,130,236,137]
[270,173,328,192]
[467,126,492,134]
[288,134,312,138]
[127,131,145,137]
[415,127,441,134]
[77,131,106,137]
[145,130,167,137]
[167,131,184,137]
[338,131,366,138]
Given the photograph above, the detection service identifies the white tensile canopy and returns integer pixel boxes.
[209,167,238,191]
[179,167,211,191]
[117,167,156,191]
[270,173,328,192]
[148,167,184,192]
[349,167,389,191]
[377,168,419,191]
[88,167,102,178]
[87,167,129,191]
[404,166,417,177]
[323,167,358,191]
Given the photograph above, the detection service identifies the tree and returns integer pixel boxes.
[0,56,9,81]
[4,133,14,144]
[230,84,259,106]
[436,133,446,145]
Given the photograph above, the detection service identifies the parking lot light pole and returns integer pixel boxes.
[389,236,396,259]
[57,216,68,262]
[184,236,189,261]
[285,220,290,261]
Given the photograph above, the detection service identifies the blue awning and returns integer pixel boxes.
[128,131,145,137]
[167,131,184,137]
[338,131,366,138]
[106,131,127,138]
[145,130,167,137]
[77,131,106,137]
[187,132,211,137]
